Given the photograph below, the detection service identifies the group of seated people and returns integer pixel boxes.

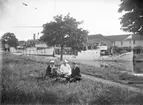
[44,59,82,82]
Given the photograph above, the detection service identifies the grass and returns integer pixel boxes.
[1,53,143,105]
[78,62,143,84]
[20,54,143,84]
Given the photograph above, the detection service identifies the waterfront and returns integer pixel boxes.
[72,60,143,74]
[31,54,143,75]
[12,51,143,75]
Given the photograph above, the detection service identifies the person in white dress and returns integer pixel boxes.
[59,60,72,79]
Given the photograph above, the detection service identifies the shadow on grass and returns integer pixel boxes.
[1,88,59,104]
[2,58,20,64]
[127,94,143,104]
[1,83,81,105]
[88,87,143,105]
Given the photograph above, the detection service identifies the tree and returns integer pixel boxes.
[40,13,88,61]
[1,32,18,48]
[66,28,87,54]
[118,0,143,35]
[25,40,35,47]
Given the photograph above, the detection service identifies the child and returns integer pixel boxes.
[45,60,55,78]
[70,61,82,82]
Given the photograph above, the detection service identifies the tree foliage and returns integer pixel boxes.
[118,0,143,35]
[25,40,35,47]
[40,13,88,60]
[1,32,18,48]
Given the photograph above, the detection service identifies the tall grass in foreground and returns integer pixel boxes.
[1,53,143,105]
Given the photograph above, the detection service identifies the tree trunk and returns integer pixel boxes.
[60,45,64,61]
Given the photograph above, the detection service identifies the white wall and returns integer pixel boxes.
[114,40,143,48]
[10,47,16,52]
[132,40,143,47]
[114,41,129,47]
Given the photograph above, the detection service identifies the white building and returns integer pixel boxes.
[105,34,143,48]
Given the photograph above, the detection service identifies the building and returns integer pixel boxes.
[105,34,131,47]
[35,43,48,49]
[105,34,143,48]
[87,34,113,49]
[124,35,143,48]
[87,34,143,49]
[18,41,26,46]
[17,41,26,49]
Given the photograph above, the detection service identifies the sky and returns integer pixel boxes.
[0,0,127,41]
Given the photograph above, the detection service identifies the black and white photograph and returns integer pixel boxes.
[0,0,143,105]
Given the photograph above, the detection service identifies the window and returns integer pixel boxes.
[88,45,91,49]
[133,40,135,44]
[121,41,123,45]
[94,45,97,49]
[129,40,131,44]
[113,41,115,46]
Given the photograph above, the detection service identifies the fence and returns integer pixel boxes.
[11,47,55,56]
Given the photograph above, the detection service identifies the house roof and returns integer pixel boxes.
[104,34,131,41]
[87,34,111,43]
[17,46,24,48]
[88,34,104,39]
[122,34,143,40]
[87,34,143,43]
[35,43,47,48]
[26,39,41,44]
[18,41,25,45]
[132,35,143,40]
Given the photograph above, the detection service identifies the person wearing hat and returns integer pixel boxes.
[44,60,56,78]
[59,59,72,80]
[70,61,82,82]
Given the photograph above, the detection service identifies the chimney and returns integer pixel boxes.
[33,34,36,40]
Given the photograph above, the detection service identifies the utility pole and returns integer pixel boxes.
[37,32,39,39]
[53,0,56,15]
[33,34,36,40]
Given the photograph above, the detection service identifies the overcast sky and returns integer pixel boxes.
[0,0,127,41]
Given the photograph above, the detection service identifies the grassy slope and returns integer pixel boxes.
[19,54,143,84]
[1,53,143,105]
[15,54,126,81]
